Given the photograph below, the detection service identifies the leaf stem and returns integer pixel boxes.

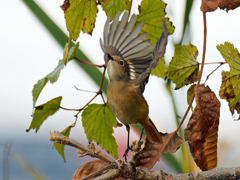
[75,57,106,68]
[204,63,224,83]
[201,62,226,65]
[60,106,79,111]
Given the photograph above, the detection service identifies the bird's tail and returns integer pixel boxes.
[144,117,162,143]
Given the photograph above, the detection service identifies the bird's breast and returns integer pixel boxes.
[107,81,148,125]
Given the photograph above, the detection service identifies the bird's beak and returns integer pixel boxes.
[107,54,113,61]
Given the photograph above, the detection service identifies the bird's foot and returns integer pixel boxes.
[123,145,133,162]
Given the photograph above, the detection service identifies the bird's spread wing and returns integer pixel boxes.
[100,11,154,86]
[134,18,168,93]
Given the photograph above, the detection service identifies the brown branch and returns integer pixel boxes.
[49,131,114,164]
[175,12,208,132]
[75,57,106,68]
[50,132,240,180]
[91,169,121,180]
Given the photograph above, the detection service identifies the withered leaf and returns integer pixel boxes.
[72,159,127,180]
[184,84,220,171]
[201,0,240,12]
[136,131,183,170]
[72,160,108,180]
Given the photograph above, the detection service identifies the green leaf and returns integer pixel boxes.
[137,0,174,45]
[217,42,240,116]
[151,57,166,79]
[168,44,199,89]
[100,0,129,20]
[82,103,118,159]
[27,97,62,132]
[46,60,65,83]
[67,42,80,61]
[63,42,69,65]
[54,125,72,162]
[64,0,98,40]
[32,78,48,108]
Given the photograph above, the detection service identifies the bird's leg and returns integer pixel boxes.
[123,125,133,162]
[139,126,144,141]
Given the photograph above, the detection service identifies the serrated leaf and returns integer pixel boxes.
[46,60,65,83]
[217,42,240,117]
[168,44,199,89]
[64,0,98,40]
[187,84,196,105]
[184,84,220,171]
[100,0,129,20]
[27,97,62,132]
[82,103,118,159]
[54,125,72,162]
[137,0,174,45]
[32,58,68,107]
[151,57,166,79]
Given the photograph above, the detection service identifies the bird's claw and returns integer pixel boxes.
[123,145,133,162]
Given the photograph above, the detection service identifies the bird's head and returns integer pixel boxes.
[106,54,129,82]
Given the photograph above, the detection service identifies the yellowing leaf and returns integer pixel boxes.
[64,0,98,40]
[137,0,174,45]
[54,125,72,162]
[168,44,199,89]
[151,57,166,79]
[217,42,240,117]
[27,97,62,132]
[81,104,118,159]
[100,0,129,20]
[187,84,196,105]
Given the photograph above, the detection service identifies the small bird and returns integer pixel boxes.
[100,11,168,160]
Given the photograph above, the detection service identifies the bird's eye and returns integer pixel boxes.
[119,61,124,66]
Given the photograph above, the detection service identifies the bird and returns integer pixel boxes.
[100,11,168,160]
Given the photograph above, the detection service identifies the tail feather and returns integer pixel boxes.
[144,117,162,143]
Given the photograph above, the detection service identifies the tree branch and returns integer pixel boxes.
[50,131,240,180]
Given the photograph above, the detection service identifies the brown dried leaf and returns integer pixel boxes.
[184,84,220,171]
[61,0,70,12]
[136,132,183,170]
[201,0,240,12]
[72,160,108,180]
[72,160,126,180]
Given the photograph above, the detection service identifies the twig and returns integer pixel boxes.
[74,85,97,93]
[75,57,106,68]
[197,12,207,85]
[91,169,121,180]
[204,63,224,83]
[175,12,208,132]
[49,131,114,164]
